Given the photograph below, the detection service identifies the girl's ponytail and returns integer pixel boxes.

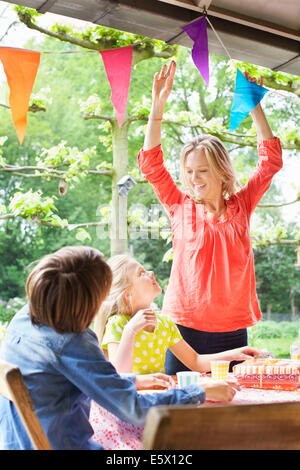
[93,254,135,345]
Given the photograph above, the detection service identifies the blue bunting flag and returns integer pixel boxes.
[229,69,269,131]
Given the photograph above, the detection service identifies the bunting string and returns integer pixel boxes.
[0,37,153,55]
[205,15,234,63]
[205,16,299,104]
[0,13,298,145]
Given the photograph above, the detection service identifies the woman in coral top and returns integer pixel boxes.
[138,61,282,374]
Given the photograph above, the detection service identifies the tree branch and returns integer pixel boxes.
[0,20,19,41]
[0,212,298,247]
[126,115,300,150]
[0,213,108,230]
[0,165,113,178]
[1,102,47,113]
[263,77,300,98]
[252,238,300,247]
[67,221,108,230]
[16,9,177,65]
[257,198,300,208]
[83,114,113,122]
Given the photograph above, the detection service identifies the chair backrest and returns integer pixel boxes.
[0,359,51,450]
[142,401,300,450]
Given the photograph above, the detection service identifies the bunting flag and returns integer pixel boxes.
[0,23,277,145]
[181,16,209,86]
[100,46,133,128]
[229,68,269,131]
[0,47,41,145]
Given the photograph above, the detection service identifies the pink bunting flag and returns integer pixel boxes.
[100,46,133,128]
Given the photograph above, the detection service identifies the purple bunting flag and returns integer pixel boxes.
[182,16,209,86]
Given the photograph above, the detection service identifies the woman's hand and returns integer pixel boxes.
[243,71,274,139]
[135,373,176,390]
[244,71,263,86]
[124,308,157,336]
[150,60,176,119]
[224,346,261,362]
[144,61,176,150]
[200,378,240,403]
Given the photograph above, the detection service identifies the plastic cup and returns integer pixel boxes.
[210,360,230,380]
[176,371,201,388]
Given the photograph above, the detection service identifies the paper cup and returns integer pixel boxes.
[210,360,230,380]
[176,371,201,388]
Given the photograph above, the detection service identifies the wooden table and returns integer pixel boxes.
[89,378,300,450]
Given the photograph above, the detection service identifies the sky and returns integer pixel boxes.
[0,1,299,225]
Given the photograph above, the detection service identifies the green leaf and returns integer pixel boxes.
[8,189,57,219]
[162,248,173,263]
[75,228,91,241]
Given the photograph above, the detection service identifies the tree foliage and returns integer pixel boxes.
[0,5,299,314]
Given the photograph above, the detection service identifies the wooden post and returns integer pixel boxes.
[110,112,130,256]
[267,303,272,321]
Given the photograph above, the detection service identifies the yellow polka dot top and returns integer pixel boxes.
[102,313,183,374]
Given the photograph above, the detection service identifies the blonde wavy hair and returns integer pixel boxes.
[94,254,136,345]
[179,134,240,201]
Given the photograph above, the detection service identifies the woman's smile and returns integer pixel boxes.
[194,183,206,191]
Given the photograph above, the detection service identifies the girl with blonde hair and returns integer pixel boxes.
[137,61,282,375]
[94,254,260,375]
[90,254,261,450]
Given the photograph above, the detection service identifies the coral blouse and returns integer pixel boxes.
[138,137,282,333]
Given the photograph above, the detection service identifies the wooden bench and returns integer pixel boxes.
[142,401,300,449]
[0,359,51,450]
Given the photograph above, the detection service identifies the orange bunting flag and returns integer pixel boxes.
[100,46,133,128]
[0,47,41,145]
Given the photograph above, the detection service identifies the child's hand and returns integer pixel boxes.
[200,379,240,403]
[125,308,157,336]
[136,373,176,390]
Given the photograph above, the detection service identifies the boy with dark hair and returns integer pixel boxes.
[0,246,212,450]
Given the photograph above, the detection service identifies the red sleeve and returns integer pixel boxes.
[236,137,283,216]
[137,145,184,214]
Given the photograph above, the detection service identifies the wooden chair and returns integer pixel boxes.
[142,401,300,450]
[0,359,51,450]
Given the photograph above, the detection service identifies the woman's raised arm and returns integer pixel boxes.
[246,73,274,141]
[144,60,176,151]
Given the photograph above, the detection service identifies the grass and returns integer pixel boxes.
[252,336,295,359]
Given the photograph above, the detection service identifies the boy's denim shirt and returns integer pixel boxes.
[0,305,205,450]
